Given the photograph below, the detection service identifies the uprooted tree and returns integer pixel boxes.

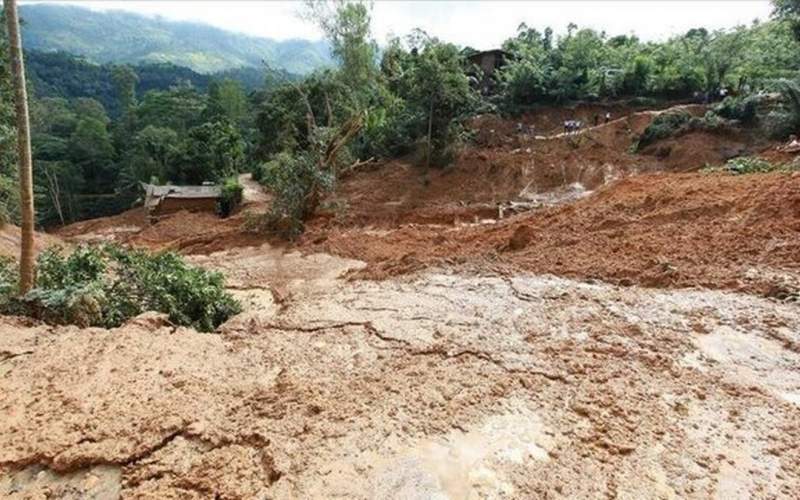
[254,1,478,236]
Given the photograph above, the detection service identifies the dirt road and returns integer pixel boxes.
[1,243,799,498]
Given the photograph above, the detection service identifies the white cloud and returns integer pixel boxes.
[22,0,774,48]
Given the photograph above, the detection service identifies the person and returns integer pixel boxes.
[593,114,600,126]
[604,112,611,124]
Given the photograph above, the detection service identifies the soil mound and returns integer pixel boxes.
[55,207,267,255]
[305,171,800,295]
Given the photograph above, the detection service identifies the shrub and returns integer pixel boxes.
[256,151,334,237]
[634,111,692,151]
[713,95,759,125]
[217,177,243,217]
[762,110,798,140]
[713,156,797,175]
[0,245,241,332]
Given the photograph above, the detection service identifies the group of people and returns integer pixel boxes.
[563,120,583,134]
[563,111,612,135]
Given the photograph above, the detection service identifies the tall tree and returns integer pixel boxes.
[4,0,35,293]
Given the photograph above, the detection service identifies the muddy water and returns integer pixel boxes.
[1,245,799,498]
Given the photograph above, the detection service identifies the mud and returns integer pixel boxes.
[305,171,800,297]
[2,243,799,498]
[6,103,799,498]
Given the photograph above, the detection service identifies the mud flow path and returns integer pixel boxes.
[4,104,800,498]
[1,242,799,499]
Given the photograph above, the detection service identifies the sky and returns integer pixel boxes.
[23,1,775,50]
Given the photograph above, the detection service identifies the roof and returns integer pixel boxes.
[467,49,509,59]
[141,183,221,209]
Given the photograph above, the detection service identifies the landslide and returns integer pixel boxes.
[304,170,800,296]
[317,103,767,229]
[0,223,62,259]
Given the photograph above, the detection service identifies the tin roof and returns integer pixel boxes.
[141,183,221,209]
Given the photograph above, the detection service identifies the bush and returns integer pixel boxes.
[217,177,243,217]
[0,245,241,332]
[257,151,334,237]
[713,156,796,175]
[634,111,692,151]
[762,110,798,140]
[713,95,759,125]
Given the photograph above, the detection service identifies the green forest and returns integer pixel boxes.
[18,4,333,74]
[2,0,800,231]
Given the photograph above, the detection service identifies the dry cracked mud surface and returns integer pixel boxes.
[1,245,799,499]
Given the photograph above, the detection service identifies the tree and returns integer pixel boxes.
[4,0,35,293]
[178,120,246,184]
[303,0,378,110]
[396,34,477,167]
[0,9,19,225]
[205,78,248,126]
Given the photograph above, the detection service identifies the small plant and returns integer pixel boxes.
[217,177,243,217]
[706,156,797,175]
[713,95,759,125]
[633,111,692,151]
[0,245,241,332]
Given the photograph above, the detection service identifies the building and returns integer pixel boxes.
[466,49,509,93]
[141,183,221,218]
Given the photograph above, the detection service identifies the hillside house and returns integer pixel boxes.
[141,183,221,218]
[467,49,509,93]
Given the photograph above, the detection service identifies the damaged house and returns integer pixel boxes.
[141,183,221,218]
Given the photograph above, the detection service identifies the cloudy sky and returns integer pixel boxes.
[25,1,775,49]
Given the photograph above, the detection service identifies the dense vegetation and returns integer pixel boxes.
[19,4,332,75]
[498,19,800,108]
[0,245,240,331]
[19,62,258,225]
[2,0,800,232]
[25,50,294,117]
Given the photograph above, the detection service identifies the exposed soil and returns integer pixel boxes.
[305,171,800,297]
[1,250,799,498]
[6,102,799,498]
[0,224,62,259]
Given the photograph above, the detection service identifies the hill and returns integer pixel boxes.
[25,50,294,117]
[19,4,332,74]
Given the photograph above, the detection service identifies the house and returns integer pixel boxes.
[141,183,221,218]
[466,49,509,93]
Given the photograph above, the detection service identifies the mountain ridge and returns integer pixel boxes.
[19,3,333,74]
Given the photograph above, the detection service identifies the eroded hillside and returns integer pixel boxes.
[2,103,799,498]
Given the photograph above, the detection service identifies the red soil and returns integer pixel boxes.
[303,171,800,295]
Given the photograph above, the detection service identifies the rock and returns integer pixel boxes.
[124,312,173,330]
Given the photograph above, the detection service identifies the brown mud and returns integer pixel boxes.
[6,103,798,498]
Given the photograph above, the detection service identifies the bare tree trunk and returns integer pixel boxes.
[426,94,434,172]
[4,0,36,293]
[44,166,64,225]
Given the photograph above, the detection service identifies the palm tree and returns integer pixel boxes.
[3,0,35,293]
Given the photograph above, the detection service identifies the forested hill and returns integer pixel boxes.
[25,50,295,117]
[19,3,332,74]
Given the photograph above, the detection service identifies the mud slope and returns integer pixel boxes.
[321,104,768,229]
[55,175,271,255]
[1,246,799,498]
[0,224,62,259]
[306,171,800,295]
